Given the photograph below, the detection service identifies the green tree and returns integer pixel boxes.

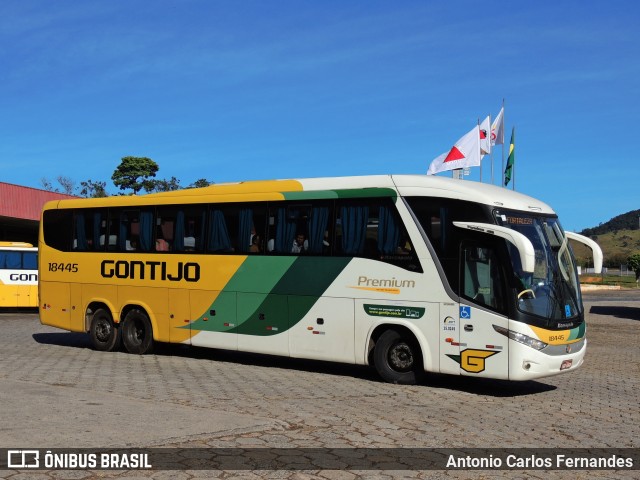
[188,178,213,188]
[147,176,181,192]
[627,253,640,283]
[79,180,108,198]
[57,175,75,195]
[40,177,56,192]
[111,156,159,194]
[40,176,75,194]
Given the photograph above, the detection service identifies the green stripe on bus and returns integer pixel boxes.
[188,256,296,332]
[333,188,397,199]
[234,256,351,336]
[227,256,297,293]
[567,322,586,341]
[282,191,338,200]
[270,257,351,297]
[189,256,351,335]
[282,188,397,201]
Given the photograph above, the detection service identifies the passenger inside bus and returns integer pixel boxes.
[249,234,262,253]
[291,233,308,254]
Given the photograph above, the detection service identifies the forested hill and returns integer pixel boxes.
[581,209,640,236]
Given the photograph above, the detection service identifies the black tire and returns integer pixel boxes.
[373,329,423,385]
[89,308,120,352]
[121,309,154,355]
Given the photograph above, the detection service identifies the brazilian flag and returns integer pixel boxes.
[504,127,515,187]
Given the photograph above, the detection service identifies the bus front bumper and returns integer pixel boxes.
[509,338,587,381]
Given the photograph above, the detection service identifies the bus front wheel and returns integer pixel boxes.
[374,329,423,385]
[121,309,154,355]
[89,308,120,352]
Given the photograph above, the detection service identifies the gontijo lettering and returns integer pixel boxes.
[101,260,200,282]
[9,273,38,282]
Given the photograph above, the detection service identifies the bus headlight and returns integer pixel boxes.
[493,325,548,351]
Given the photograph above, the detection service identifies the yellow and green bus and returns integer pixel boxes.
[0,242,38,308]
[39,175,602,384]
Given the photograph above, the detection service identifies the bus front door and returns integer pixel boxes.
[457,304,508,379]
[457,242,509,379]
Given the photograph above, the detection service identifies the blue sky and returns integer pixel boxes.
[1,0,638,232]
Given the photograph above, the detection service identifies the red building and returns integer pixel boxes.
[0,182,77,244]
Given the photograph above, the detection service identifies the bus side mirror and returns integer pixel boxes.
[565,231,603,274]
[453,221,535,274]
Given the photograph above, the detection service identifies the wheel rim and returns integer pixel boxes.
[388,342,413,372]
[95,317,112,343]
[129,318,144,346]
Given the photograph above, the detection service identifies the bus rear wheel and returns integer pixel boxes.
[121,309,154,355]
[374,329,423,385]
[89,308,120,352]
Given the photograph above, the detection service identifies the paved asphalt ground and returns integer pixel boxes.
[0,289,638,479]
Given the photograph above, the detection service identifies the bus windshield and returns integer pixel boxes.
[494,210,582,325]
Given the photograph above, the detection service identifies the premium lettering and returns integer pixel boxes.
[101,260,200,282]
[357,276,415,288]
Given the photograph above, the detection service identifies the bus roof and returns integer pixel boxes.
[42,174,555,215]
[0,241,34,248]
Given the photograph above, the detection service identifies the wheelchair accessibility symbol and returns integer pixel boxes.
[460,306,471,319]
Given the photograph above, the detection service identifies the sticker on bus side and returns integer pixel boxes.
[363,304,425,319]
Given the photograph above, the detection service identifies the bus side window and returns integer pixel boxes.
[267,204,310,254]
[265,201,332,255]
[74,210,107,252]
[3,252,20,269]
[23,252,37,270]
[156,218,172,251]
[185,212,204,252]
[207,209,233,253]
[233,204,267,254]
[104,211,121,251]
[333,198,420,270]
[155,205,206,252]
[377,203,421,272]
[43,209,74,252]
[335,201,369,256]
[111,210,153,252]
[306,204,331,255]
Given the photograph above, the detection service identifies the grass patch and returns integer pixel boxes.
[570,228,640,266]
[579,274,638,288]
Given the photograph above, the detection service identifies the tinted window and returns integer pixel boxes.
[23,252,38,269]
[43,209,73,251]
[156,205,205,252]
[406,197,491,287]
[74,209,107,251]
[335,198,421,271]
[461,241,507,314]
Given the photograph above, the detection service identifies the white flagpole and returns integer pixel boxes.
[478,118,482,183]
[513,126,516,191]
[486,114,492,184]
[501,98,506,187]
[490,119,494,184]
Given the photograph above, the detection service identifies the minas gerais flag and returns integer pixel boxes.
[427,125,481,175]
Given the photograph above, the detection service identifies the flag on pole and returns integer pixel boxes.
[480,115,491,155]
[427,125,481,175]
[491,107,504,146]
[504,127,515,186]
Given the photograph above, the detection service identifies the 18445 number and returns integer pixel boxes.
[48,263,78,273]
